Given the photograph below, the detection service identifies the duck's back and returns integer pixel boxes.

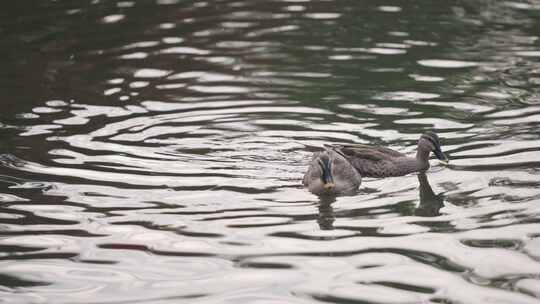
[329,144,417,177]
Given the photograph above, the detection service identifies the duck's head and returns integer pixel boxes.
[317,153,335,190]
[420,132,449,164]
[304,149,362,196]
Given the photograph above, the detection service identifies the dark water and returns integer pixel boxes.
[2,0,540,303]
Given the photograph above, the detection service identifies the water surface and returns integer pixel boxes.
[2,0,540,303]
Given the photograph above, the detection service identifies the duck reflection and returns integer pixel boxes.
[415,173,445,217]
[315,173,444,230]
[317,195,336,230]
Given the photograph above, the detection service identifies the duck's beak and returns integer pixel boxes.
[323,182,335,190]
[434,148,449,165]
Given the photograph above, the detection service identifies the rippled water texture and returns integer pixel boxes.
[2,0,540,303]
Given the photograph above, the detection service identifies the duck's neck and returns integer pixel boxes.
[415,145,431,171]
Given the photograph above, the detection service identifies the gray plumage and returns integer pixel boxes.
[329,132,448,178]
[303,147,362,195]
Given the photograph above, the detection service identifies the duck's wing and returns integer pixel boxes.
[326,144,406,178]
[327,144,405,161]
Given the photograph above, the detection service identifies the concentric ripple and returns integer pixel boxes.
[1,0,540,303]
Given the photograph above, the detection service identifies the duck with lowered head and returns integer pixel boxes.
[302,147,362,195]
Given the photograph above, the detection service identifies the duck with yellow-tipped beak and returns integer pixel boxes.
[302,147,362,195]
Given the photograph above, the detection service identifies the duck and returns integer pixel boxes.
[328,132,448,178]
[303,147,362,195]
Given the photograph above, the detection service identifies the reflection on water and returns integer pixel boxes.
[316,173,444,230]
[415,173,444,217]
[317,196,336,230]
[2,0,540,303]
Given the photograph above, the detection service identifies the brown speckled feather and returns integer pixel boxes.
[327,144,420,177]
[329,144,405,160]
